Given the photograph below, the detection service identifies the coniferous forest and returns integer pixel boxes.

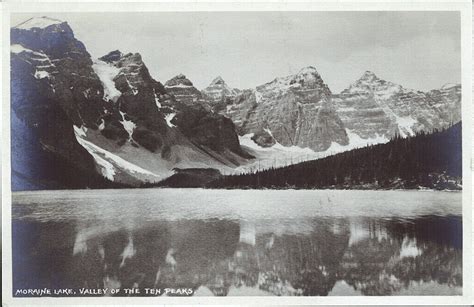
[208,122,462,190]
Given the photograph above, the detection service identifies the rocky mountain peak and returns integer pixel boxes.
[11,16,86,60]
[345,71,391,93]
[285,66,331,96]
[210,76,226,85]
[13,16,64,30]
[98,50,124,63]
[202,76,240,104]
[296,66,320,76]
[165,74,194,87]
[360,70,378,80]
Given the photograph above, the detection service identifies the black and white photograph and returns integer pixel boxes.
[2,1,472,305]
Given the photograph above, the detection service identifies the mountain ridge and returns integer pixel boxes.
[9,16,462,190]
[10,18,253,189]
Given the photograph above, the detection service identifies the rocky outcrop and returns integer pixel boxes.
[222,66,349,151]
[333,71,462,139]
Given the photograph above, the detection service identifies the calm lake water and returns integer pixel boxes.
[12,189,462,296]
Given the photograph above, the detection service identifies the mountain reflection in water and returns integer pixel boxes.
[12,190,462,296]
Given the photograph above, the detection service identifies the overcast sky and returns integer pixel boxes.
[11,11,460,92]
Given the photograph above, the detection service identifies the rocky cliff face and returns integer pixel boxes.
[164,74,206,106]
[11,17,251,190]
[221,67,349,151]
[333,71,462,139]
[10,17,132,189]
[164,75,253,159]
[73,50,253,184]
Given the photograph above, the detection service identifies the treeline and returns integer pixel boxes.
[208,122,462,190]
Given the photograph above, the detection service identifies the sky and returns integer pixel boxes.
[11,11,461,93]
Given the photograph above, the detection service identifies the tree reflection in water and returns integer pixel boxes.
[12,215,461,296]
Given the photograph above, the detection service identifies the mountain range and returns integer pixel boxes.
[10,17,462,190]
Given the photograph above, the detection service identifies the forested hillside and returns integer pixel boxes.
[209,122,462,190]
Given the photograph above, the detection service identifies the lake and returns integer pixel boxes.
[11,189,462,296]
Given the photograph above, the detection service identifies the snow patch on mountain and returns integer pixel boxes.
[74,125,159,180]
[165,84,193,89]
[236,133,319,172]
[98,119,105,131]
[165,113,176,127]
[74,125,87,137]
[119,111,136,140]
[345,129,389,148]
[236,127,389,174]
[11,44,35,54]
[255,90,263,103]
[92,60,122,102]
[325,129,389,154]
[14,16,63,30]
[34,70,50,79]
[74,126,116,180]
[126,79,139,95]
[259,75,294,94]
[153,89,162,108]
[11,44,54,65]
[393,114,416,137]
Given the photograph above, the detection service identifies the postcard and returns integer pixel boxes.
[2,1,472,305]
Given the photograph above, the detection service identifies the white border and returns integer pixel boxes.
[1,1,472,305]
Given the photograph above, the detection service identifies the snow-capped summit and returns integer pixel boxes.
[288,66,330,93]
[202,76,240,103]
[210,76,226,85]
[13,16,63,30]
[360,70,378,80]
[352,71,385,86]
[292,66,321,80]
[345,71,400,96]
[255,65,331,98]
[11,16,85,60]
[295,66,320,77]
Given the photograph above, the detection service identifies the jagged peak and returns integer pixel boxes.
[210,76,226,86]
[98,50,124,63]
[14,16,64,30]
[359,70,379,81]
[292,66,324,83]
[297,66,319,75]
